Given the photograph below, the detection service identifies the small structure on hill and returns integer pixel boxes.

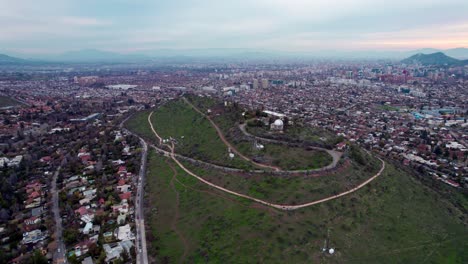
[270,119,284,131]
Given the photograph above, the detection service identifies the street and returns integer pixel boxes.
[52,165,67,264]
[134,137,149,264]
[120,116,150,264]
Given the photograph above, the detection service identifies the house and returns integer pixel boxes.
[26,182,43,192]
[115,224,135,241]
[117,213,127,225]
[31,207,44,218]
[103,240,134,262]
[119,192,132,201]
[112,159,125,166]
[39,156,52,163]
[112,203,129,214]
[28,191,41,199]
[8,155,23,167]
[79,197,93,206]
[103,243,124,262]
[72,240,93,257]
[117,184,131,193]
[22,229,46,244]
[83,222,93,235]
[75,206,89,217]
[82,189,96,197]
[24,216,41,226]
[336,142,347,151]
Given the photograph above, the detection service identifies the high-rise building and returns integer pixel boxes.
[261,78,269,89]
[253,79,258,89]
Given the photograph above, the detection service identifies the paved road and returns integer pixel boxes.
[119,116,149,264]
[148,111,386,210]
[51,165,67,264]
[135,137,149,264]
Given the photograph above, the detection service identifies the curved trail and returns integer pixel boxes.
[147,111,386,210]
[166,160,189,263]
[238,122,343,170]
[182,98,281,171]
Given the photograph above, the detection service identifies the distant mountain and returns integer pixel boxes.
[0,54,28,65]
[3,47,468,64]
[406,48,440,55]
[49,49,150,62]
[404,48,468,60]
[444,48,468,59]
[401,52,468,66]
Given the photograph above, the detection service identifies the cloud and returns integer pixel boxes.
[0,0,467,53]
[61,16,111,26]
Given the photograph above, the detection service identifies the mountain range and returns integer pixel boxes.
[1,47,468,65]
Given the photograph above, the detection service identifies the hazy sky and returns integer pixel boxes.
[1,0,467,54]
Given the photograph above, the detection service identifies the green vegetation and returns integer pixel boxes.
[236,142,332,170]
[185,95,341,148]
[186,95,337,170]
[246,124,342,148]
[125,110,156,140]
[145,150,467,263]
[127,100,254,169]
[132,96,467,263]
[181,147,378,204]
[0,96,20,107]
[127,98,336,171]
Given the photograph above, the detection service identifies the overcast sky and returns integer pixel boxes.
[1,0,467,54]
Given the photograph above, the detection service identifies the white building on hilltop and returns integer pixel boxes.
[271,119,284,131]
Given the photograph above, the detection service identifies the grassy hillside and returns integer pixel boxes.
[126,99,335,171]
[145,150,467,264]
[235,142,332,170]
[179,147,380,205]
[126,101,254,169]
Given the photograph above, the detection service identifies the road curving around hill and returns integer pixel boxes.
[147,111,386,211]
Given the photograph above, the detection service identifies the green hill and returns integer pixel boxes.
[145,151,467,263]
[127,96,467,263]
[401,52,467,66]
[0,54,27,65]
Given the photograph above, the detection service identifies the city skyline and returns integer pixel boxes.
[1,0,468,55]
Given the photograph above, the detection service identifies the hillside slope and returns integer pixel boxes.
[402,52,467,66]
[145,151,467,263]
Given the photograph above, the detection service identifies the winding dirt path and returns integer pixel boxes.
[238,122,343,171]
[147,111,386,210]
[182,97,281,171]
[165,160,189,263]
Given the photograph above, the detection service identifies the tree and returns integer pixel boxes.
[88,242,101,257]
[67,254,79,264]
[121,248,130,263]
[29,250,48,264]
[64,228,79,245]
[434,146,442,156]
[0,208,10,223]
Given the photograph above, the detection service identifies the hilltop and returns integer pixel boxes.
[125,96,468,263]
[402,52,468,66]
[0,54,27,65]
